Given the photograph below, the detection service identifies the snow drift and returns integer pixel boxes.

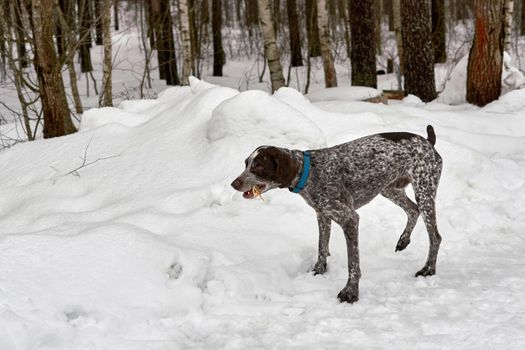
[0,78,524,349]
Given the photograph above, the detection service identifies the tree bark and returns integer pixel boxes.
[317,0,337,87]
[467,0,504,107]
[78,0,93,73]
[257,0,286,92]
[160,0,179,85]
[392,0,403,73]
[94,0,103,45]
[287,0,302,66]
[503,0,513,51]
[401,0,437,102]
[521,0,525,35]
[30,0,76,138]
[212,0,225,76]
[432,0,446,63]
[179,0,193,85]
[305,0,321,57]
[114,0,119,30]
[349,0,377,87]
[101,0,112,106]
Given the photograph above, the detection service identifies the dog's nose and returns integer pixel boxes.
[231,178,243,190]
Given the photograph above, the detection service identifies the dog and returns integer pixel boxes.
[231,125,442,303]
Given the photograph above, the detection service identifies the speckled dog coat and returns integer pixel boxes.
[231,125,443,303]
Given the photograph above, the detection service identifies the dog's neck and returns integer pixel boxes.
[288,150,307,190]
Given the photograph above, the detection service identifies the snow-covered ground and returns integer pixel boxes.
[1,73,525,349]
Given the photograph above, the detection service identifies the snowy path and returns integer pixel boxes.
[1,79,524,349]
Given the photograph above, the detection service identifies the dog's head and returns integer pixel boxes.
[231,146,299,199]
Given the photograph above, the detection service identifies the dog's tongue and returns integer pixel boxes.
[243,189,254,199]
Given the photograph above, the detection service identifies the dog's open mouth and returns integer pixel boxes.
[243,184,266,199]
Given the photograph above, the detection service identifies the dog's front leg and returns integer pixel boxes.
[333,209,360,303]
[312,212,331,275]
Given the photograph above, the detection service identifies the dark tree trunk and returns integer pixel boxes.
[305,0,321,57]
[521,0,525,35]
[400,0,437,102]
[160,0,179,85]
[78,0,93,72]
[212,0,225,76]
[467,0,504,107]
[287,0,302,66]
[349,0,377,87]
[31,0,76,138]
[431,0,446,63]
[114,0,119,30]
[94,0,103,45]
[13,0,28,68]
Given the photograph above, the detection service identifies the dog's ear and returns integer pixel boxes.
[271,149,298,188]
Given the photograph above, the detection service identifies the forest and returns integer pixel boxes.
[0,0,524,144]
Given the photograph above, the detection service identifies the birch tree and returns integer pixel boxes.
[257,0,286,92]
[101,0,112,106]
[179,0,193,85]
[317,0,337,87]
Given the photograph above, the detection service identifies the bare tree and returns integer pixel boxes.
[432,0,446,63]
[257,0,286,92]
[179,0,193,85]
[212,0,225,76]
[286,0,302,67]
[317,0,337,87]
[305,0,321,57]
[350,0,377,87]
[392,0,403,73]
[401,0,437,102]
[503,0,514,52]
[467,0,504,106]
[101,0,112,106]
[30,0,76,138]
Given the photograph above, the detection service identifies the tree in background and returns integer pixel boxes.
[257,0,285,92]
[349,0,377,87]
[30,0,76,138]
[286,0,302,67]
[101,0,112,106]
[467,0,504,107]
[179,0,193,85]
[401,0,437,102]
[317,0,337,87]
[432,0,446,63]
[212,0,225,76]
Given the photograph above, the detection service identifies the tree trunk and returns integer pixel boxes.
[30,0,76,138]
[503,0,513,51]
[114,0,119,30]
[392,0,403,73]
[179,0,193,85]
[94,0,103,45]
[13,0,28,68]
[375,0,382,54]
[101,0,112,106]
[257,0,286,92]
[432,0,446,63]
[78,0,93,73]
[521,0,525,35]
[349,0,377,87]
[287,0,302,66]
[305,0,321,57]
[400,0,437,102]
[317,0,337,87]
[467,0,504,107]
[212,0,225,76]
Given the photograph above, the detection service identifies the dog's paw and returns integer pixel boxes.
[337,286,359,303]
[395,236,410,252]
[311,260,327,275]
[415,265,435,277]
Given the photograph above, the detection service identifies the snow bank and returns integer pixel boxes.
[1,78,525,349]
[306,86,382,103]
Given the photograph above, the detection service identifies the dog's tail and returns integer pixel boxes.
[426,125,436,146]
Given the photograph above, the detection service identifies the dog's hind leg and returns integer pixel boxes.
[381,180,420,252]
[312,212,331,275]
[411,159,442,277]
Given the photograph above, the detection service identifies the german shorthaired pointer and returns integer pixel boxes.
[231,125,442,303]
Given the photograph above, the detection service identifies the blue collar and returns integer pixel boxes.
[290,151,311,193]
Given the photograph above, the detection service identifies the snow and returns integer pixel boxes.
[1,75,524,349]
[306,86,382,103]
